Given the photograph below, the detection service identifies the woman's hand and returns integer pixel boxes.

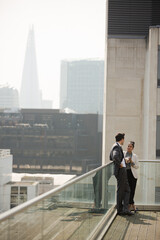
[130,158,134,164]
[125,157,131,163]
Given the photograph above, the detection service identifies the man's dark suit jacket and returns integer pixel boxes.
[109,143,124,177]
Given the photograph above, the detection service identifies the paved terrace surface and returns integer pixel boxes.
[103,211,160,240]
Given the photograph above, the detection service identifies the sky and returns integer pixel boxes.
[0,0,106,108]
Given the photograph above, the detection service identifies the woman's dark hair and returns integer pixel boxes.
[115,133,125,142]
[129,141,135,148]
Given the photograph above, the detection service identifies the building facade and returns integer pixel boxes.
[0,149,39,212]
[4,181,38,210]
[103,0,160,162]
[0,149,12,212]
[0,109,102,174]
[60,59,104,114]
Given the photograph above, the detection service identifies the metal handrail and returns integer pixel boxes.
[139,159,160,162]
[0,162,112,222]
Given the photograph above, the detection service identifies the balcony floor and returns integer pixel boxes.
[103,211,160,240]
[0,206,106,240]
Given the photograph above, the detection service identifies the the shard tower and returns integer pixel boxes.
[20,26,42,108]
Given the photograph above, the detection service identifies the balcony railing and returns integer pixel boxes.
[0,160,159,240]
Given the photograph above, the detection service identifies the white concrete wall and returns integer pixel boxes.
[0,155,12,185]
[2,185,11,211]
[0,155,12,211]
[103,38,146,162]
[27,184,38,201]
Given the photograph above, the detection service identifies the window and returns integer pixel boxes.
[10,186,18,208]
[155,187,160,203]
[158,46,160,87]
[10,186,27,208]
[156,116,160,157]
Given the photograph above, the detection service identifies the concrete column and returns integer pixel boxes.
[103,37,146,163]
[143,28,159,160]
[102,0,109,165]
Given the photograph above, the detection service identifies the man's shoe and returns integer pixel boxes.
[117,211,126,216]
[124,211,134,216]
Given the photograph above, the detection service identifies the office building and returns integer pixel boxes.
[103,0,160,162]
[0,149,38,212]
[0,109,102,174]
[42,99,53,109]
[60,59,104,114]
[0,85,19,109]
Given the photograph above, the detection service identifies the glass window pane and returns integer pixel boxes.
[20,187,27,195]
[158,46,160,87]
[11,187,18,194]
[156,116,160,157]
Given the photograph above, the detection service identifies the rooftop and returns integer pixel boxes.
[6,181,38,186]
[61,58,104,63]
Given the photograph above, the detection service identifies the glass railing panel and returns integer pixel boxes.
[64,172,97,240]
[42,193,77,240]
[0,162,116,240]
[58,164,116,240]
[8,202,44,240]
[0,219,9,240]
[135,161,160,205]
[1,161,159,240]
[25,202,44,239]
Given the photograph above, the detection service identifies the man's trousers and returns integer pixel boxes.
[116,167,130,213]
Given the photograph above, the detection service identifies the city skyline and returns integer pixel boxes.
[0,0,105,108]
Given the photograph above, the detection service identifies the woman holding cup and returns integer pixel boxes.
[124,141,139,212]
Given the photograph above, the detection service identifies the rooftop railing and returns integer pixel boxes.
[0,160,159,240]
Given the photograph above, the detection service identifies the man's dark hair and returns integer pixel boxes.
[115,133,125,142]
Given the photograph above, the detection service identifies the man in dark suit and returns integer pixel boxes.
[110,133,133,216]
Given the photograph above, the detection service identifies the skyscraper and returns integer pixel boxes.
[20,26,42,109]
[60,59,104,114]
